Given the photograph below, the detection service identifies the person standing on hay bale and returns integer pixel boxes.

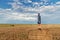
[37,13,41,29]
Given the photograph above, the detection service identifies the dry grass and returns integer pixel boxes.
[0,24,60,40]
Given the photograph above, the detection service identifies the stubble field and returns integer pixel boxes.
[0,24,60,40]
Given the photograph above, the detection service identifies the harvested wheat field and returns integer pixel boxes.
[0,24,60,40]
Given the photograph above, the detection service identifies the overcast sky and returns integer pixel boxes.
[0,0,60,24]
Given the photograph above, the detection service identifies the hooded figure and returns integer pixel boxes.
[38,13,41,24]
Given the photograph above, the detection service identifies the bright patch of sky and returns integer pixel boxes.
[0,0,60,24]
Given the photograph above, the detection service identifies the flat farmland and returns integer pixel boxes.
[0,24,60,40]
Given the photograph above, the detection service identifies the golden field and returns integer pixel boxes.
[0,24,60,40]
